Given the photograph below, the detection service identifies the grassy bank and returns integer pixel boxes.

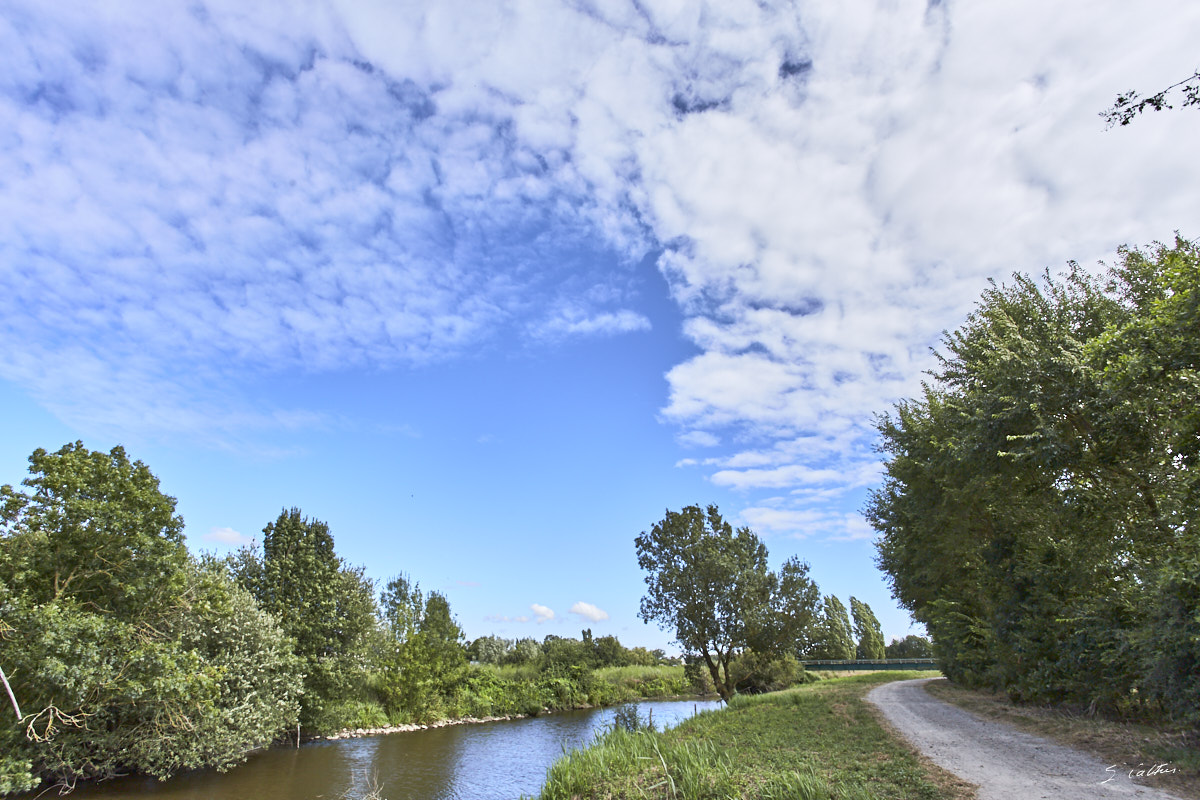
[925,679,1199,800]
[323,664,696,734]
[531,671,971,800]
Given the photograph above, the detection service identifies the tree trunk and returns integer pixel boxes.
[0,663,21,720]
[702,649,732,702]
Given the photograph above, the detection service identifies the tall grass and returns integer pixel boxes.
[530,672,949,800]
[535,727,738,800]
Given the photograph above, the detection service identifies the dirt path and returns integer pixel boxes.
[866,678,1187,800]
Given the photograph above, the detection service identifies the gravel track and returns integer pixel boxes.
[866,678,1187,800]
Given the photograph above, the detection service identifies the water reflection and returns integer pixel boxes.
[46,698,722,800]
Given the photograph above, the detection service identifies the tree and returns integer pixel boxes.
[0,444,301,790]
[807,595,855,660]
[886,635,934,659]
[233,508,377,730]
[1103,69,1200,127]
[754,556,821,656]
[594,635,630,667]
[0,442,187,618]
[635,504,819,701]
[467,635,511,665]
[504,637,542,665]
[378,575,467,721]
[849,597,886,660]
[867,239,1200,718]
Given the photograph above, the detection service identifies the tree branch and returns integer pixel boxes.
[1102,70,1200,129]
[0,663,21,720]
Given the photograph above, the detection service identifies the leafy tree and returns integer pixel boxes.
[378,576,467,721]
[635,504,819,701]
[625,646,661,667]
[467,635,511,665]
[752,557,820,657]
[418,591,468,688]
[868,238,1199,719]
[234,508,377,730]
[139,559,301,775]
[594,635,630,667]
[0,444,301,790]
[850,597,886,660]
[503,637,542,666]
[542,635,597,670]
[806,595,855,660]
[0,442,187,617]
[885,635,934,659]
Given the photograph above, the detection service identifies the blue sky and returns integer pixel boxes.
[2,0,1198,652]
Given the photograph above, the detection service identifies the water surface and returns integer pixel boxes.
[55,697,723,800]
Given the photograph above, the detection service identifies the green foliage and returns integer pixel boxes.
[868,238,1200,722]
[467,634,511,664]
[850,597,886,660]
[233,509,377,731]
[807,595,856,660]
[377,575,468,723]
[0,444,301,791]
[729,651,805,694]
[506,637,542,665]
[610,703,656,733]
[885,635,934,659]
[636,504,820,701]
[0,442,187,618]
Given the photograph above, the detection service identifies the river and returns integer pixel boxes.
[49,697,724,800]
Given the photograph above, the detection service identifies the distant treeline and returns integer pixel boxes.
[869,237,1199,725]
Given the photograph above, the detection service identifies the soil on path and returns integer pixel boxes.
[867,678,1187,800]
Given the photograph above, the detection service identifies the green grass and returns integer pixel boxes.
[532,671,967,800]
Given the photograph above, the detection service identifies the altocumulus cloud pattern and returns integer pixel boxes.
[2,0,1197,537]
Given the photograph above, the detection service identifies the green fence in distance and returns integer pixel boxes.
[800,659,939,671]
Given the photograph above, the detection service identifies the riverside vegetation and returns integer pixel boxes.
[868,237,1200,728]
[530,671,962,800]
[0,444,688,795]
[0,443,904,795]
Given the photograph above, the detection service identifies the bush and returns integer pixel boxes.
[730,653,804,694]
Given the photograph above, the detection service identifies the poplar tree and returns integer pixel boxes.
[850,597,886,660]
[807,596,855,660]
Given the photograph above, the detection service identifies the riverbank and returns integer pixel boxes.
[318,664,701,740]
[321,694,710,741]
[531,671,969,800]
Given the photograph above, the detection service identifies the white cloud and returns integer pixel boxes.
[676,430,720,448]
[739,507,876,542]
[570,601,610,622]
[3,0,1198,500]
[531,603,555,623]
[202,526,252,546]
[530,306,652,341]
